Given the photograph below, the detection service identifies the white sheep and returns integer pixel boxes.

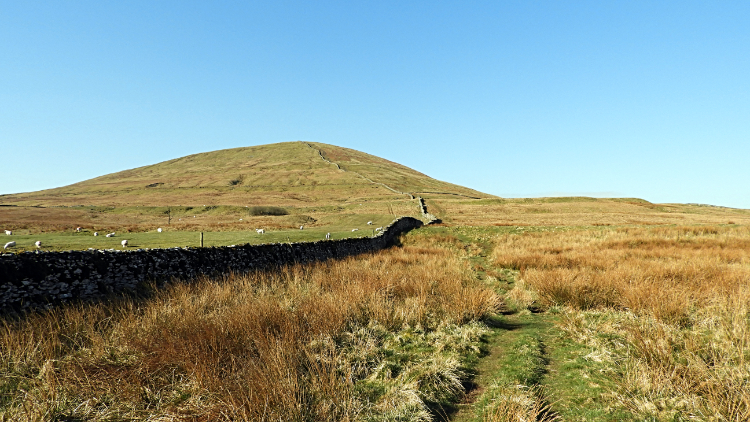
[352,228,359,232]
[76,227,82,232]
[300,225,304,230]
[121,240,128,247]
[106,233,115,238]
[157,228,163,233]
[94,232,99,236]
[4,230,11,235]
[256,229,265,234]
[3,241,15,250]
[325,233,331,240]
[375,227,383,231]
[367,221,373,225]
[35,241,42,248]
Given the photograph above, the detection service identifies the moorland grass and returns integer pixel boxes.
[430,196,750,227]
[0,236,498,421]
[491,224,750,420]
[414,224,750,421]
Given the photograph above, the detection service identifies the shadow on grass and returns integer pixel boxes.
[484,314,525,331]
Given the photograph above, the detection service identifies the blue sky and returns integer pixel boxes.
[2,1,749,208]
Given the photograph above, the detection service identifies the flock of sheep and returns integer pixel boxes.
[3,230,15,250]
[2,227,159,251]
[3,220,384,251]
[254,220,383,239]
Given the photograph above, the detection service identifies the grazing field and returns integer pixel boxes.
[7,196,749,253]
[1,235,498,421]
[0,204,413,252]
[0,220,397,253]
[1,227,381,253]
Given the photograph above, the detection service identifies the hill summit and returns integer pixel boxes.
[3,142,490,207]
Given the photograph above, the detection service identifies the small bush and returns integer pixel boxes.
[248,206,288,216]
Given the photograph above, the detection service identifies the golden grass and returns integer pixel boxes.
[482,386,559,422]
[492,224,750,420]
[557,291,750,421]
[1,238,498,421]
[493,225,750,324]
[432,197,750,227]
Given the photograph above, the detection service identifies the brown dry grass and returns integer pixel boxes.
[1,238,498,421]
[492,224,750,420]
[493,225,750,324]
[482,386,559,422]
[431,197,750,227]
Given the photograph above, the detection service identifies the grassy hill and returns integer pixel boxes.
[1,141,489,207]
[0,141,492,250]
[2,141,748,252]
[3,142,750,420]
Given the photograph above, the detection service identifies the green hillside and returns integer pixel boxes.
[1,141,490,207]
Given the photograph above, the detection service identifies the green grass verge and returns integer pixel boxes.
[2,214,398,253]
[2,227,383,253]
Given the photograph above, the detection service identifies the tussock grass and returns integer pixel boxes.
[482,386,559,422]
[493,225,750,324]
[493,224,750,420]
[1,238,498,421]
[433,197,750,227]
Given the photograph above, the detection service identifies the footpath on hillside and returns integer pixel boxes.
[305,142,442,223]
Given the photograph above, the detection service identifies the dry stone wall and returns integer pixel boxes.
[417,197,442,224]
[0,217,423,314]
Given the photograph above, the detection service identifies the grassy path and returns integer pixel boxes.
[417,226,641,422]
[451,312,554,422]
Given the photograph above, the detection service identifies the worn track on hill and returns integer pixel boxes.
[304,142,415,199]
[305,142,444,223]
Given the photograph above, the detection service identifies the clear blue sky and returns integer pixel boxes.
[2,1,749,208]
